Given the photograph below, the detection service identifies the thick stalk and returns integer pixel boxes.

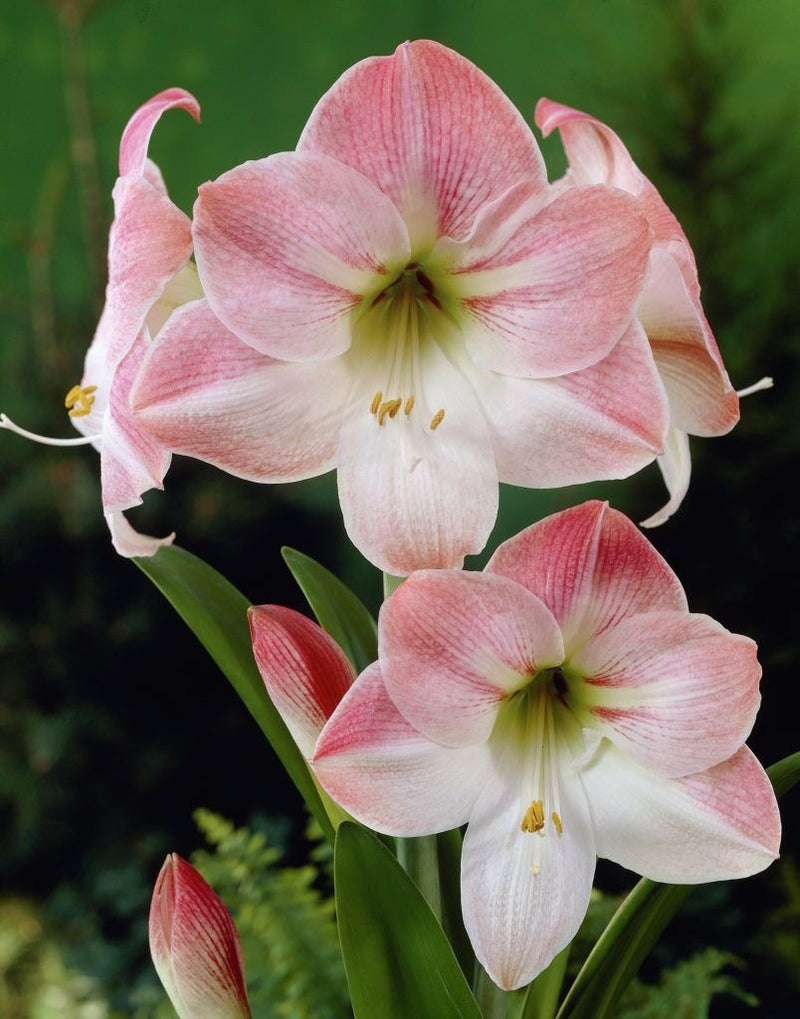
[473,966,507,1019]
[395,834,442,921]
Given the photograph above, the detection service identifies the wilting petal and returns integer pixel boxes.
[249,605,355,757]
[106,511,174,558]
[119,88,200,178]
[476,321,668,487]
[299,40,547,248]
[580,743,780,883]
[640,249,739,437]
[461,737,595,990]
[193,151,410,361]
[149,854,251,1019]
[571,611,761,777]
[640,426,692,529]
[336,338,498,574]
[133,300,346,482]
[447,185,651,378]
[379,570,563,747]
[313,663,488,834]
[486,501,687,647]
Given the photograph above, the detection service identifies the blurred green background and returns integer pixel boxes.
[1,0,799,1014]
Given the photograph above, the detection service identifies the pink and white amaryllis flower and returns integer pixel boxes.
[149,853,251,1019]
[1,89,201,556]
[251,501,780,990]
[132,40,669,575]
[535,99,744,526]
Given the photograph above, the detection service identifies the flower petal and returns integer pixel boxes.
[106,511,174,558]
[640,248,739,437]
[133,300,346,483]
[379,570,564,747]
[461,737,595,990]
[336,337,498,574]
[639,426,692,529]
[486,501,688,647]
[119,88,200,178]
[249,605,355,758]
[475,321,668,487]
[580,743,780,883]
[313,662,489,834]
[298,40,547,248]
[570,610,762,777]
[446,185,652,378]
[193,151,410,361]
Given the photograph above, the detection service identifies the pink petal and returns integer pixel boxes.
[379,570,564,748]
[336,338,498,574]
[461,738,595,990]
[475,321,668,487]
[132,300,346,483]
[580,744,781,883]
[106,511,174,559]
[639,426,692,529]
[640,249,739,437]
[313,663,489,834]
[570,610,762,777]
[149,854,251,1019]
[249,605,355,758]
[119,88,201,178]
[447,185,652,377]
[298,40,547,247]
[486,501,688,647]
[193,152,410,361]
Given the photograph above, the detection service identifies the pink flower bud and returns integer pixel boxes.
[149,853,251,1019]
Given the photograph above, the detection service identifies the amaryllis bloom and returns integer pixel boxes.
[534,99,742,526]
[251,501,780,990]
[149,853,251,1019]
[132,40,670,575]
[1,89,201,556]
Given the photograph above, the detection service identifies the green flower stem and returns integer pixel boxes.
[473,966,508,1019]
[396,834,443,921]
[516,946,570,1019]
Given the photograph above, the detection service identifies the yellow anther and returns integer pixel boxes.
[387,398,402,419]
[429,408,445,431]
[377,398,403,425]
[404,395,415,415]
[65,384,97,418]
[521,800,545,834]
[370,391,383,415]
[551,811,563,835]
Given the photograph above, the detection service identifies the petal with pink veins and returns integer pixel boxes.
[313,662,489,835]
[580,743,780,884]
[379,570,564,747]
[299,40,547,248]
[132,300,347,483]
[570,610,762,777]
[193,152,410,361]
[249,605,355,758]
[119,88,200,178]
[486,501,688,647]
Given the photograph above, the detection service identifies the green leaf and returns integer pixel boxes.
[282,547,378,674]
[556,749,800,1019]
[134,544,335,844]
[335,823,482,1019]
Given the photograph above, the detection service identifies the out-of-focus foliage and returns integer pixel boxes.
[1,0,799,1015]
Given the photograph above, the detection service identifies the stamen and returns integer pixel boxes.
[552,811,563,835]
[65,384,97,418]
[404,395,415,415]
[429,408,445,431]
[737,376,773,398]
[370,391,383,415]
[521,799,545,834]
[0,413,96,447]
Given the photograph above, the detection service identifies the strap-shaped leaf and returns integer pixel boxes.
[335,823,482,1019]
[282,547,378,673]
[135,544,334,844]
[556,750,800,1019]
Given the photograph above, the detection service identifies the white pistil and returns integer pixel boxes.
[1,413,96,447]
[520,681,564,876]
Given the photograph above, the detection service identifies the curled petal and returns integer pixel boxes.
[119,88,201,178]
[313,663,489,834]
[640,426,692,529]
[580,743,781,883]
[299,40,547,248]
[106,511,174,558]
[571,611,762,777]
[193,151,410,361]
[249,605,355,758]
[486,501,688,647]
[379,570,564,747]
[149,854,251,1019]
